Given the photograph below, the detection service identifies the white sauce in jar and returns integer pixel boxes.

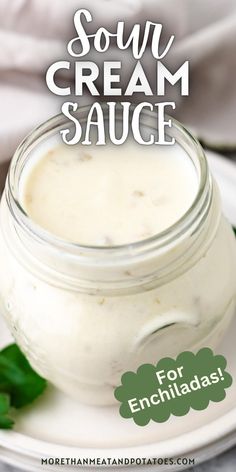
[22,141,198,246]
[0,121,235,406]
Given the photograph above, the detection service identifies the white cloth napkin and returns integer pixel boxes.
[0,0,236,164]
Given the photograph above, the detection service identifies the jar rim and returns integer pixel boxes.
[6,104,210,262]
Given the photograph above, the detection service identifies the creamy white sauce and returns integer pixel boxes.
[21,141,198,246]
[0,138,235,405]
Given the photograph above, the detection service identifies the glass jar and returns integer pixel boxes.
[0,109,235,405]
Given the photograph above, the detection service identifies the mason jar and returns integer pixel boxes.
[0,109,235,405]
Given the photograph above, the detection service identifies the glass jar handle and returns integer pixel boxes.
[133,309,200,350]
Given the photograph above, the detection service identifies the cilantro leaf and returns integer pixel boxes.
[233,227,236,237]
[0,393,14,429]
[0,344,47,429]
[0,344,47,409]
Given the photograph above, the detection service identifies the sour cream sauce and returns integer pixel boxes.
[0,123,235,406]
[21,141,198,246]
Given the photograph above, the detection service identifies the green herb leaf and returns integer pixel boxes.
[0,344,47,409]
[0,393,14,429]
[233,227,236,237]
[0,343,47,429]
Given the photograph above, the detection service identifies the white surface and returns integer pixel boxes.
[0,151,235,472]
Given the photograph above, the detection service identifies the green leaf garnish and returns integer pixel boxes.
[233,227,236,237]
[0,344,47,429]
[0,393,14,429]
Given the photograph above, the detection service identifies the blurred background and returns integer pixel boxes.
[0,0,235,471]
[0,0,236,166]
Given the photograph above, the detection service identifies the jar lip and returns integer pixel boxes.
[6,105,210,259]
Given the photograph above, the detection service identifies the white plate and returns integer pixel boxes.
[0,151,236,472]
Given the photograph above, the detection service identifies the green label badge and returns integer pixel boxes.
[114,348,233,426]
